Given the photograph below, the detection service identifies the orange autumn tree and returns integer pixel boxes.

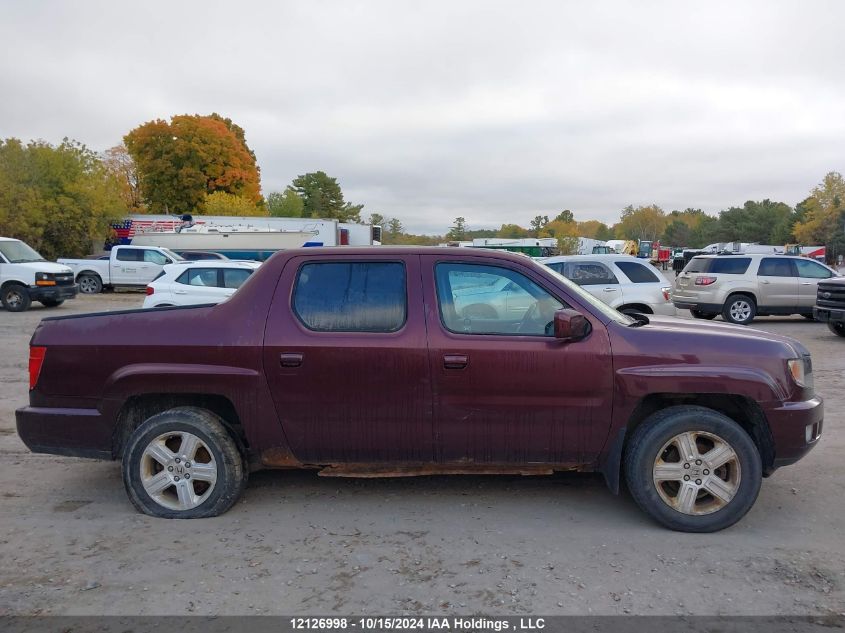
[124,113,262,214]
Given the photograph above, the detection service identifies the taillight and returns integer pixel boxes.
[695,276,717,286]
[145,286,154,295]
[661,286,671,301]
[29,346,47,390]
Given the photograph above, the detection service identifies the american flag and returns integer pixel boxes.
[111,218,183,244]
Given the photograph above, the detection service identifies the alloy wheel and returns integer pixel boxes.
[652,430,741,515]
[729,300,752,323]
[140,431,218,511]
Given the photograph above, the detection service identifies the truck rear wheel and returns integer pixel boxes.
[624,405,762,532]
[40,299,64,308]
[1,283,31,312]
[828,321,845,338]
[77,273,102,294]
[122,407,247,519]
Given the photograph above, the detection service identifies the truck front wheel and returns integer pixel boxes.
[40,299,64,308]
[122,407,248,519]
[1,283,32,312]
[624,406,762,532]
[77,274,102,294]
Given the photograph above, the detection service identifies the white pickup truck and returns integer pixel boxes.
[58,245,184,294]
[0,237,78,312]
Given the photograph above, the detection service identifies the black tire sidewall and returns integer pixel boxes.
[122,408,246,519]
[828,321,845,337]
[722,294,756,325]
[40,299,64,307]
[2,284,31,312]
[624,406,762,532]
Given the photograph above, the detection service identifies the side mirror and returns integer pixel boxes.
[553,309,590,341]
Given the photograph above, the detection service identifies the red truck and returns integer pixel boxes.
[16,248,822,532]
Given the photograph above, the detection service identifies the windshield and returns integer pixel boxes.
[161,247,185,262]
[0,240,46,263]
[541,262,635,325]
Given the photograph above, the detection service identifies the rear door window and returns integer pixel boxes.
[758,258,794,277]
[177,268,220,287]
[115,249,143,262]
[614,261,660,283]
[563,261,618,285]
[293,262,406,332]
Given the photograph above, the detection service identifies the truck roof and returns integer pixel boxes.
[267,246,534,261]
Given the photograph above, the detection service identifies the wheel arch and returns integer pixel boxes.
[725,290,758,307]
[624,393,774,473]
[112,393,248,460]
[618,303,653,314]
[75,269,102,281]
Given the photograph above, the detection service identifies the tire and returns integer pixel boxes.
[802,314,816,321]
[624,405,762,532]
[722,294,756,325]
[77,273,103,294]
[1,283,32,312]
[40,299,64,308]
[122,407,247,519]
[828,321,845,338]
[690,309,717,320]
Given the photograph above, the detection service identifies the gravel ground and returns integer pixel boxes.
[0,292,843,616]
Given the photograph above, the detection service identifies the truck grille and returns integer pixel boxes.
[55,274,75,286]
[816,281,845,309]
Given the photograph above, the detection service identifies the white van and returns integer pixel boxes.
[0,237,78,311]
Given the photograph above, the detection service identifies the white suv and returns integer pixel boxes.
[143,261,261,308]
[673,254,839,325]
[541,254,674,315]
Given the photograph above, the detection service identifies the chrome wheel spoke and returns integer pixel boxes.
[175,479,199,509]
[703,443,736,470]
[704,476,737,505]
[144,441,175,467]
[190,462,217,483]
[675,432,699,461]
[142,471,172,495]
[179,433,201,460]
[675,483,698,514]
[653,462,685,481]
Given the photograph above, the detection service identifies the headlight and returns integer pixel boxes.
[34,272,56,286]
[787,357,814,391]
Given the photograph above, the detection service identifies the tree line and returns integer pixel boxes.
[0,111,842,261]
[378,175,845,261]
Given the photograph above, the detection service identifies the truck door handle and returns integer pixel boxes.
[280,353,303,368]
[173,289,187,295]
[801,282,813,285]
[443,354,468,369]
[603,288,618,292]
[760,280,770,284]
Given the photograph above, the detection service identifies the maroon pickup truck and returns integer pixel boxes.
[17,248,822,531]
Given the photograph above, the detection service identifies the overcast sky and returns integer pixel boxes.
[1,1,843,234]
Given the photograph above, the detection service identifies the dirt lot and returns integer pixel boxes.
[0,292,843,616]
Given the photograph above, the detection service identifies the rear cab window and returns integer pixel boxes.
[293,262,406,332]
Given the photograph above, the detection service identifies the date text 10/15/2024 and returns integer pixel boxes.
[290,618,547,631]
